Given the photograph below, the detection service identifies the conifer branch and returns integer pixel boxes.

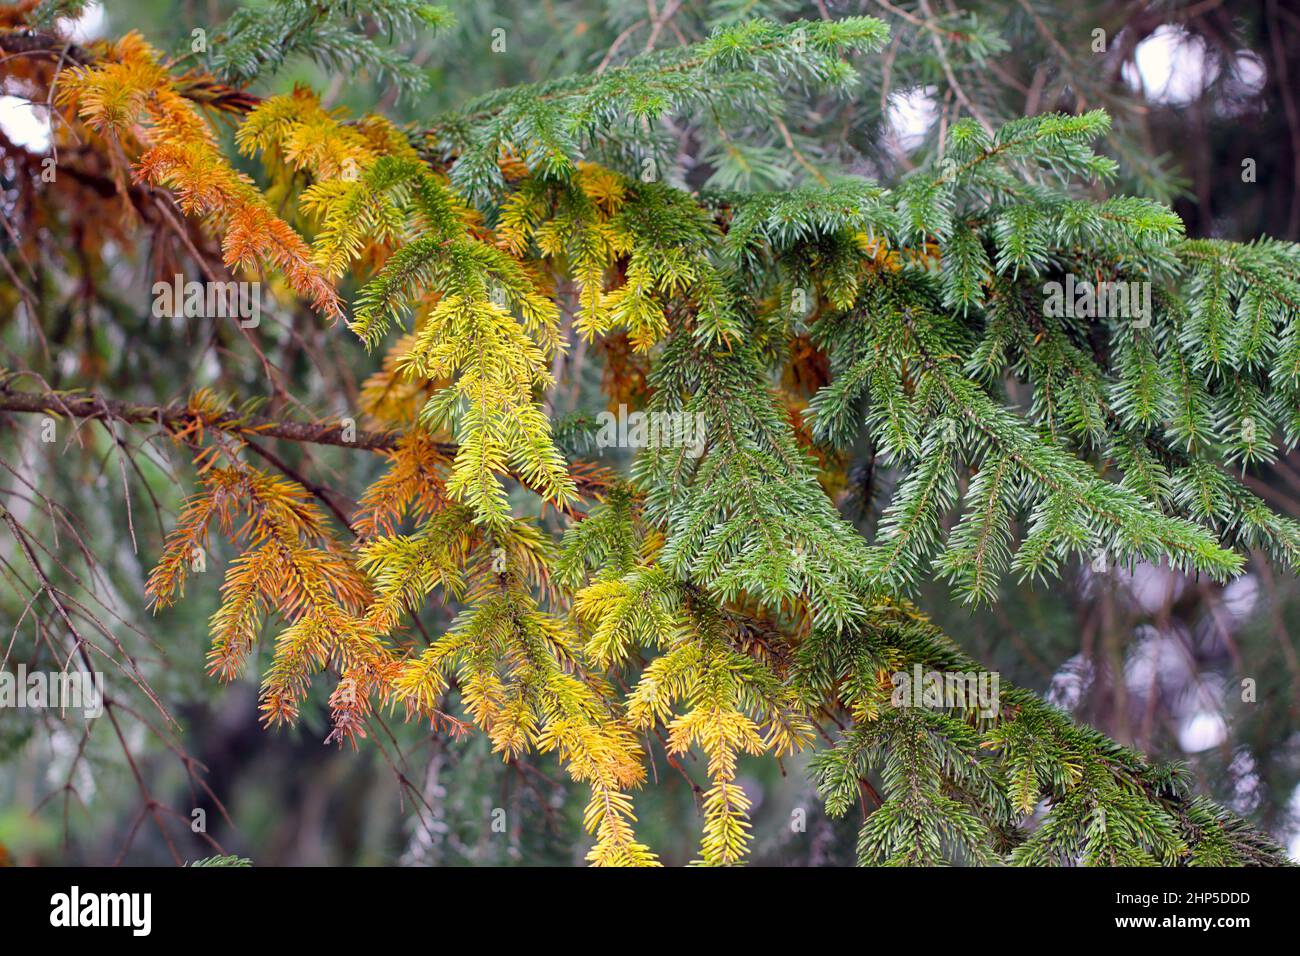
[0,378,610,498]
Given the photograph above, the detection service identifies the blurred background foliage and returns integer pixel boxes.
[1,0,1298,865]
